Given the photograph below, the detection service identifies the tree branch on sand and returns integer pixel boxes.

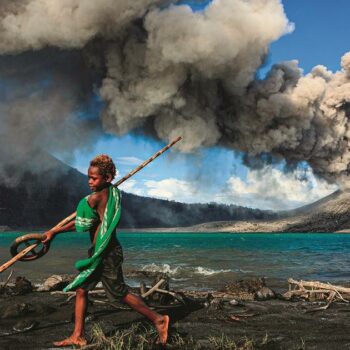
[284,278,350,311]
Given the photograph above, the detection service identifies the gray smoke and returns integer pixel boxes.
[0,49,101,184]
[100,0,292,150]
[0,0,349,187]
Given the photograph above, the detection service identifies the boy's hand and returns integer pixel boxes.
[42,230,55,244]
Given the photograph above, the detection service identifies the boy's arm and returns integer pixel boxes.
[42,193,100,244]
[42,220,76,244]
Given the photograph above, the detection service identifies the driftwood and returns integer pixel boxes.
[51,290,106,296]
[89,298,131,310]
[0,270,13,289]
[141,279,165,298]
[140,282,147,296]
[284,278,350,310]
[288,278,350,294]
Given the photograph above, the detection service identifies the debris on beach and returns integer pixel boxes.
[51,273,202,310]
[2,274,350,349]
[37,274,72,292]
[284,278,350,310]
[13,276,33,295]
[0,274,33,296]
[221,277,276,301]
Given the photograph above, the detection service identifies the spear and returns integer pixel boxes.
[0,136,182,273]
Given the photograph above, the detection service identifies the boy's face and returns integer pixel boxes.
[88,166,112,191]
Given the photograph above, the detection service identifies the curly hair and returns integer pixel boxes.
[90,154,117,180]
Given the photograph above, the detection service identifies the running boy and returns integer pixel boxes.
[42,154,169,347]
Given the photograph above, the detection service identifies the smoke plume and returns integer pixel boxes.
[0,0,349,187]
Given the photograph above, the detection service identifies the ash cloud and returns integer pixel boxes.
[0,0,349,187]
[0,49,101,184]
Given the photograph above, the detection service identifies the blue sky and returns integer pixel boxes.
[59,0,348,210]
[267,0,350,73]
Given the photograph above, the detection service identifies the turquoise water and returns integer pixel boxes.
[1,232,350,290]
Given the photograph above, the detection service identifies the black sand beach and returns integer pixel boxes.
[1,277,350,350]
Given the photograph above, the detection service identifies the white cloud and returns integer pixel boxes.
[144,178,197,201]
[116,166,338,211]
[118,179,144,196]
[216,167,338,210]
[115,156,144,166]
[118,177,211,203]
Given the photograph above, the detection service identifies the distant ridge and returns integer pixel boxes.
[284,189,342,216]
[0,150,277,230]
[167,189,350,233]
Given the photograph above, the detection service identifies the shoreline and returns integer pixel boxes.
[1,276,350,349]
[4,233,350,294]
[2,226,350,234]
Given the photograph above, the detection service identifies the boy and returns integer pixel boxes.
[42,154,169,347]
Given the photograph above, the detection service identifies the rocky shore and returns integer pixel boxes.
[1,275,350,349]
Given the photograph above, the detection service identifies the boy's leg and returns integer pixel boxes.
[122,293,169,345]
[101,244,169,345]
[53,288,88,347]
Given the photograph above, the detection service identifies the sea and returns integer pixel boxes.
[1,232,350,292]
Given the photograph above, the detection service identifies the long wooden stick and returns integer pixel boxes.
[0,136,182,273]
[114,136,182,186]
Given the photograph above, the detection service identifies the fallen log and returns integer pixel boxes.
[288,278,350,294]
[284,278,350,309]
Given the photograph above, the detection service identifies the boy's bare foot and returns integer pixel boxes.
[53,336,87,347]
[155,315,169,345]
